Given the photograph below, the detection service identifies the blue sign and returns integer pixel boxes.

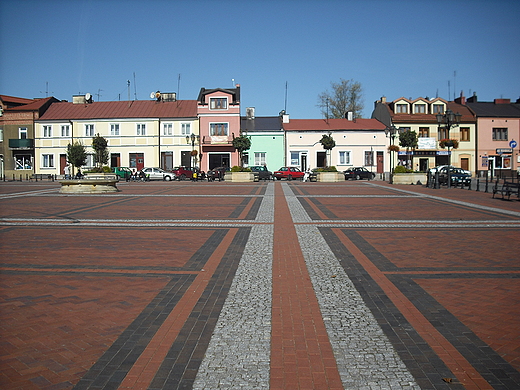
[510,140,517,148]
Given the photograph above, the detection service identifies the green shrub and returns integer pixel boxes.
[393,165,413,173]
[315,166,338,172]
[231,166,251,172]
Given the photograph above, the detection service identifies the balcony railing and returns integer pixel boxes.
[9,139,34,149]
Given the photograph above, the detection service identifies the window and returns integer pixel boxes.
[137,123,146,136]
[432,104,444,114]
[0,127,3,141]
[339,151,351,165]
[395,104,408,113]
[254,152,266,165]
[42,154,54,168]
[61,125,70,137]
[42,126,52,138]
[210,97,227,110]
[364,151,374,166]
[460,127,470,142]
[111,124,120,136]
[438,128,449,140]
[85,124,94,137]
[19,127,28,139]
[163,123,173,136]
[419,127,429,137]
[85,154,95,168]
[210,123,228,136]
[492,128,508,141]
[181,123,191,135]
[15,154,32,170]
[414,104,426,114]
[290,151,300,166]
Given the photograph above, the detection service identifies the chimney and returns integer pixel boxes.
[494,98,511,104]
[454,91,466,105]
[346,111,353,121]
[246,107,255,120]
[282,114,290,123]
[467,92,478,103]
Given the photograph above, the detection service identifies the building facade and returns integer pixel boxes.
[282,117,387,174]
[34,95,198,175]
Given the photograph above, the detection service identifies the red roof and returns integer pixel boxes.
[283,118,386,131]
[39,100,198,121]
[0,95,34,107]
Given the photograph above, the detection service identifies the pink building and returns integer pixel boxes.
[197,86,241,171]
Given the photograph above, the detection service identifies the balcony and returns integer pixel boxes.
[9,139,34,149]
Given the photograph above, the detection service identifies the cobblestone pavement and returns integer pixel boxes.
[0,179,519,390]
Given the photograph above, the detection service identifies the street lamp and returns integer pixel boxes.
[436,109,462,188]
[385,125,401,183]
[186,133,200,170]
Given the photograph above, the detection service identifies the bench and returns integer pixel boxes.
[492,179,520,200]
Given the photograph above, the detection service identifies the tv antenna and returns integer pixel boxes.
[40,81,54,97]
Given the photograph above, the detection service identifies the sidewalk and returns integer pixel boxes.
[0,180,519,389]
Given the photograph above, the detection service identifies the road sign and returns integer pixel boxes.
[510,140,517,148]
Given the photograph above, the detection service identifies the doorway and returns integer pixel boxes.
[111,153,121,168]
[316,151,326,168]
[162,152,173,170]
[209,153,230,170]
[377,151,384,173]
[129,153,144,171]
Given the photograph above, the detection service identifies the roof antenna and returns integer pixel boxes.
[232,78,235,87]
[177,74,181,100]
[284,81,288,113]
[133,72,138,100]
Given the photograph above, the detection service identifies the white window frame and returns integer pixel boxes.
[0,127,3,142]
[254,152,266,166]
[19,127,28,139]
[15,154,32,170]
[43,126,52,138]
[395,104,408,113]
[414,104,426,114]
[163,123,173,136]
[85,124,94,137]
[61,125,70,137]
[290,151,301,166]
[42,154,55,168]
[110,123,120,136]
[209,123,228,136]
[137,123,146,136]
[181,123,191,136]
[85,154,95,168]
[338,150,351,165]
[210,97,228,110]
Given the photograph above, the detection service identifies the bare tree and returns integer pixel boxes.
[317,78,364,119]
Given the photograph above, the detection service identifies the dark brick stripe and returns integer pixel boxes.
[319,227,463,389]
[388,274,520,388]
[72,274,196,390]
[148,227,251,390]
[297,197,321,220]
[244,197,262,220]
[309,197,338,219]
[228,197,251,218]
[342,229,399,271]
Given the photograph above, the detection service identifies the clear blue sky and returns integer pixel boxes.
[1,0,519,119]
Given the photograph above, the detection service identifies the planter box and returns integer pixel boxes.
[316,172,343,182]
[59,179,119,193]
[392,173,427,185]
[224,172,256,182]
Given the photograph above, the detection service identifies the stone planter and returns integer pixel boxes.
[316,172,343,182]
[392,173,427,185]
[59,179,119,193]
[224,172,256,182]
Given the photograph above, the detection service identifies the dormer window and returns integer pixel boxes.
[210,97,227,110]
[432,104,444,114]
[414,104,426,114]
[395,104,408,113]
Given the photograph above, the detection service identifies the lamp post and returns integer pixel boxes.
[436,109,462,188]
[186,133,200,170]
[385,125,401,183]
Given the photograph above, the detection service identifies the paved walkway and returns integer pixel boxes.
[0,180,519,389]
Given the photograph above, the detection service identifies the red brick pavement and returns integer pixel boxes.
[1,180,519,390]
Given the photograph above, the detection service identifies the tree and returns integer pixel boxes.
[317,78,364,119]
[398,130,418,170]
[92,133,109,171]
[319,132,336,167]
[232,134,251,167]
[67,141,87,173]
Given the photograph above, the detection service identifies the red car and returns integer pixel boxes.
[170,166,193,180]
[273,167,305,180]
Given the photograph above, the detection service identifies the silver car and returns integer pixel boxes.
[140,167,176,181]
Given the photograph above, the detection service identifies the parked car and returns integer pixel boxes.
[344,167,375,180]
[249,165,273,180]
[111,167,132,180]
[171,166,194,180]
[430,165,471,176]
[207,166,230,181]
[273,167,305,180]
[438,167,471,186]
[140,167,176,181]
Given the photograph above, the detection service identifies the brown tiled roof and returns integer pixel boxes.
[283,118,386,131]
[391,102,475,124]
[8,97,59,112]
[0,95,34,107]
[38,100,198,121]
